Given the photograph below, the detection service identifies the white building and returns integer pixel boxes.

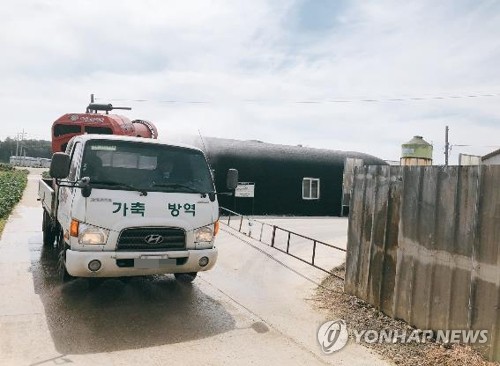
[9,156,51,168]
[482,149,500,165]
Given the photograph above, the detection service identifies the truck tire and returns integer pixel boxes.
[42,210,56,248]
[174,272,197,283]
[56,230,74,283]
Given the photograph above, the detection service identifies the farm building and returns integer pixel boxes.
[192,137,386,216]
[482,148,500,165]
[9,156,51,168]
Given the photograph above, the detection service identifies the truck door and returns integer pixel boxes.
[57,142,84,230]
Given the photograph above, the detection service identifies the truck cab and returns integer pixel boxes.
[39,135,238,282]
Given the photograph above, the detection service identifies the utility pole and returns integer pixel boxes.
[15,130,27,163]
[16,132,23,157]
[21,129,26,162]
[21,129,26,166]
[444,125,449,166]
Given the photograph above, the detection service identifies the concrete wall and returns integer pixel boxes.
[345,165,500,361]
[458,153,482,166]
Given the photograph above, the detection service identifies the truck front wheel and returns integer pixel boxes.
[42,210,56,248]
[56,230,74,283]
[174,272,197,283]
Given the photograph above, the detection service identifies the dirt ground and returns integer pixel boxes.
[314,264,498,366]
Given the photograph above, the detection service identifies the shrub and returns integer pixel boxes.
[0,170,28,218]
[0,163,15,172]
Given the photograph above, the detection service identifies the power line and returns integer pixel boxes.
[95,92,500,105]
[451,144,500,148]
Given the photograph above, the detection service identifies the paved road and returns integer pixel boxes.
[222,215,348,271]
[0,173,389,365]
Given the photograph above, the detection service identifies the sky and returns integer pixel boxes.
[1,0,500,164]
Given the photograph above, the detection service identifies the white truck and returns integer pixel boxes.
[39,134,238,282]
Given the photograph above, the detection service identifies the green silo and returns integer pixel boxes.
[400,136,433,166]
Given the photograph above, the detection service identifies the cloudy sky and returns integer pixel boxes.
[1,0,500,163]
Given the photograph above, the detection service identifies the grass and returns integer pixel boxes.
[314,266,496,366]
[0,168,28,237]
[0,219,7,236]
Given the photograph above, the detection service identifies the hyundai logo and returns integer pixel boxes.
[144,234,164,245]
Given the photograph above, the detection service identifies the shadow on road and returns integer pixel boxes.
[29,234,235,355]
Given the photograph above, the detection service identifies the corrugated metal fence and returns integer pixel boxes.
[345,165,500,360]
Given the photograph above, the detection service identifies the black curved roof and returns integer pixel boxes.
[201,137,386,166]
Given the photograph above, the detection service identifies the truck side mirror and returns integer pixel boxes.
[49,152,70,179]
[226,169,238,190]
[79,176,92,197]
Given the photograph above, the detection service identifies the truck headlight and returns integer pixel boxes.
[194,225,214,243]
[78,223,109,245]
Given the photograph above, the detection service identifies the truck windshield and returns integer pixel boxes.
[80,140,214,194]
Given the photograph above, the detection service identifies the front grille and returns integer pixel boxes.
[117,227,186,251]
[116,258,188,267]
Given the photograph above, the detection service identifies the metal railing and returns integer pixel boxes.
[219,207,346,275]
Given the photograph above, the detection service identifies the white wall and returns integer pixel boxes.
[482,154,500,165]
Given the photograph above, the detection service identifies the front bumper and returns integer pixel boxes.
[65,248,218,277]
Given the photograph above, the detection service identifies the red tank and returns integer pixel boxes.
[51,103,158,153]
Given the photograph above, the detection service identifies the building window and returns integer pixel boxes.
[302,178,320,200]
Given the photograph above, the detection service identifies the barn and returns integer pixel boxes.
[196,137,386,216]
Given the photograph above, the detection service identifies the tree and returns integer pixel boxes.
[0,138,52,162]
